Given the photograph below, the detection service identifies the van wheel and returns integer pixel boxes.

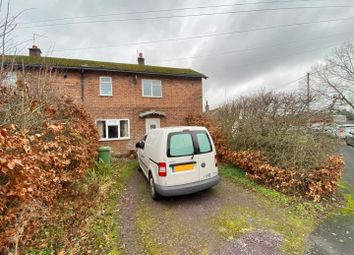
[149,176,160,201]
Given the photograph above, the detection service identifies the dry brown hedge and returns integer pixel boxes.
[187,115,344,202]
[0,98,98,253]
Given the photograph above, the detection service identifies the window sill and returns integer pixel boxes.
[100,95,113,97]
[142,95,163,98]
[99,137,131,141]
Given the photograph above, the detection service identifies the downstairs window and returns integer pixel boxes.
[96,119,130,140]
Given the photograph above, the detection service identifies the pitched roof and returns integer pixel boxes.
[5,55,207,79]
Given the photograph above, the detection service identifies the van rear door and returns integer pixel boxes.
[166,131,200,186]
[193,131,217,181]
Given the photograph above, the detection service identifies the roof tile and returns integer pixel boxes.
[5,55,207,78]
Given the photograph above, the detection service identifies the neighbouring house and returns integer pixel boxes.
[2,45,206,155]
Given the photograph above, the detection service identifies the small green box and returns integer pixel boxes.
[98,146,111,165]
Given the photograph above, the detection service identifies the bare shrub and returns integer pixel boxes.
[0,66,59,132]
[217,91,339,172]
[187,114,344,202]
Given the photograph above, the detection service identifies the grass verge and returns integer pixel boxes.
[337,180,354,216]
[24,158,138,255]
[219,164,326,214]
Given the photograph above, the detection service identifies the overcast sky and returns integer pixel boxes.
[5,0,354,108]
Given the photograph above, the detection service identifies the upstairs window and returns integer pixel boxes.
[99,76,112,96]
[142,79,162,97]
[96,119,130,140]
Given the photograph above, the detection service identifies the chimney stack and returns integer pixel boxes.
[137,52,145,65]
[29,45,41,57]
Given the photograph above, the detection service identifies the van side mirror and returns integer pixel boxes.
[136,141,144,149]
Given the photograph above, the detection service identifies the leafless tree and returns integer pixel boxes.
[0,0,28,76]
[310,42,354,111]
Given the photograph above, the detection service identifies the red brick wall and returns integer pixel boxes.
[41,70,203,155]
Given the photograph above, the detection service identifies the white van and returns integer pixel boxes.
[136,126,219,200]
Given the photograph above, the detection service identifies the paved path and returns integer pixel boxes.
[306,146,354,255]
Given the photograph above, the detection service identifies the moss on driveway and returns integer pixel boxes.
[120,163,326,255]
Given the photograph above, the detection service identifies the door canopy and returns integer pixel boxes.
[139,110,166,118]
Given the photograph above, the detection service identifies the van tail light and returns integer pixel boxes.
[214,154,218,167]
[338,128,344,133]
[158,162,167,177]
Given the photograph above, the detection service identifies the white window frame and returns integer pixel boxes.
[99,76,113,96]
[96,119,130,141]
[142,79,162,98]
[3,71,17,87]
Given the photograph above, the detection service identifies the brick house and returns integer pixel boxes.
[5,46,206,155]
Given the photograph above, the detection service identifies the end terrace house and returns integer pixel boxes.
[4,45,207,155]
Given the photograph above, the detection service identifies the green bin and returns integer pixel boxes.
[98,146,111,165]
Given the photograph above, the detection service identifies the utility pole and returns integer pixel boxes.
[307,72,310,112]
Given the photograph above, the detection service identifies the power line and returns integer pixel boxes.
[207,37,354,76]
[157,30,353,63]
[51,16,354,52]
[280,74,308,88]
[19,0,347,25]
[204,38,353,106]
[18,4,354,29]
[206,45,345,107]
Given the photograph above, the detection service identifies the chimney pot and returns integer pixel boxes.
[29,45,41,57]
[137,52,145,65]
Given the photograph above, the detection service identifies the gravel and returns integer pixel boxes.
[214,231,283,255]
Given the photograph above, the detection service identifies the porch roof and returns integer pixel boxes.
[139,110,166,118]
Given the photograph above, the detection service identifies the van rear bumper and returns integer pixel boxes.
[155,175,220,197]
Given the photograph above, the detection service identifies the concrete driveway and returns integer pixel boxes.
[306,145,354,255]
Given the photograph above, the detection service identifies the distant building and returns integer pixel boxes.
[332,114,347,124]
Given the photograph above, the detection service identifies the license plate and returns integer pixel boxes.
[172,163,194,173]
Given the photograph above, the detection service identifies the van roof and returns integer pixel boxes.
[147,126,207,134]
[161,126,206,130]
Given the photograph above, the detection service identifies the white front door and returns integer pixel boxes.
[145,118,160,133]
